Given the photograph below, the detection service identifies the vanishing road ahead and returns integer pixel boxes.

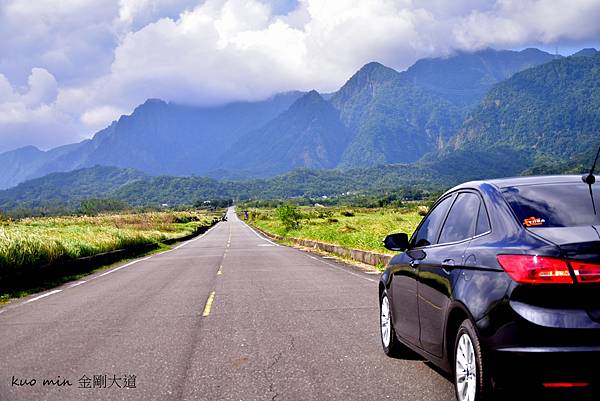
[0,208,453,401]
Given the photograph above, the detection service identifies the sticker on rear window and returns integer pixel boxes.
[523,216,546,227]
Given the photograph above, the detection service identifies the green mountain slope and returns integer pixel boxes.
[218,91,352,176]
[85,93,303,176]
[405,48,558,109]
[330,62,463,168]
[0,166,147,210]
[0,93,303,189]
[450,52,600,165]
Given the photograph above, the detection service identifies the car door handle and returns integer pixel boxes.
[442,259,455,274]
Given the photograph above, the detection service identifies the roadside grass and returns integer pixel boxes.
[0,210,222,303]
[243,206,423,254]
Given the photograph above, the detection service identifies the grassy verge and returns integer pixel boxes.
[0,210,222,303]
[241,206,424,254]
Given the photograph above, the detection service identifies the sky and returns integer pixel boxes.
[0,0,599,153]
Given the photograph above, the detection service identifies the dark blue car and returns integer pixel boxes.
[379,175,600,401]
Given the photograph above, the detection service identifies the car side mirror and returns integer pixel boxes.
[383,233,409,252]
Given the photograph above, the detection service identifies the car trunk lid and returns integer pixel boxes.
[529,226,600,322]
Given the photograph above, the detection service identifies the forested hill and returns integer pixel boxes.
[449,51,600,169]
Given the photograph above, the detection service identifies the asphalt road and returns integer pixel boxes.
[0,208,454,401]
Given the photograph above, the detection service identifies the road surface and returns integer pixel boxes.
[0,208,454,401]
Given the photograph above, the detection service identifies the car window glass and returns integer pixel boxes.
[501,183,600,227]
[475,202,491,235]
[439,193,480,244]
[412,196,453,247]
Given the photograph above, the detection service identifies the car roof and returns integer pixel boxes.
[446,175,584,194]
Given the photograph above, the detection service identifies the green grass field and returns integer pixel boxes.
[0,210,220,273]
[244,206,425,253]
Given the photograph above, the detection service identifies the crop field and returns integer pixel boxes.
[243,206,425,254]
[0,210,221,277]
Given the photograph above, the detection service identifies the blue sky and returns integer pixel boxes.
[0,0,598,153]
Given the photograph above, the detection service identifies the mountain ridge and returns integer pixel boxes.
[0,47,589,191]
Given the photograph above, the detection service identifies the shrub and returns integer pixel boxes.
[276,203,303,230]
[340,210,355,217]
[316,209,333,219]
[79,199,129,216]
[338,224,356,233]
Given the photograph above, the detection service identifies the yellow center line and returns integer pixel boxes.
[202,291,216,317]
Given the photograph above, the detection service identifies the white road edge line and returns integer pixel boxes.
[311,255,378,283]
[96,257,151,278]
[244,224,281,247]
[240,219,377,283]
[174,224,219,250]
[68,280,87,288]
[23,290,63,304]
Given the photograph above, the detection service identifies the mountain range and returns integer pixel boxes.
[0,47,566,189]
[0,47,598,210]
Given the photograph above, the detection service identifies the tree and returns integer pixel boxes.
[276,203,303,230]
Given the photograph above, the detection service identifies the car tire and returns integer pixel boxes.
[454,319,492,401]
[380,291,406,357]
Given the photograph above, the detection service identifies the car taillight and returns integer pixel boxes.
[571,261,600,283]
[496,255,573,284]
[543,382,589,388]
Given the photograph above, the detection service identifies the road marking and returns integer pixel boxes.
[96,256,151,278]
[23,290,62,304]
[217,265,223,275]
[244,224,281,247]
[258,244,274,247]
[202,291,216,317]
[302,253,378,283]
[241,219,376,283]
[68,280,87,288]
[174,224,219,250]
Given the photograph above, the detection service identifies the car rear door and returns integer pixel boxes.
[417,191,482,357]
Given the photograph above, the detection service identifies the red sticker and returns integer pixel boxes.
[523,216,545,227]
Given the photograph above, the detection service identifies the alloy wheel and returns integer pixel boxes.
[455,333,477,401]
[380,295,391,348]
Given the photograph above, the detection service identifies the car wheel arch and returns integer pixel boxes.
[445,302,477,366]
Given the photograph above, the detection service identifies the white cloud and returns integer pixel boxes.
[22,68,59,108]
[0,69,80,152]
[453,0,600,49]
[0,0,599,152]
[81,105,126,127]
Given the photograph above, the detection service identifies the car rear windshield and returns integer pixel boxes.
[501,183,600,228]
